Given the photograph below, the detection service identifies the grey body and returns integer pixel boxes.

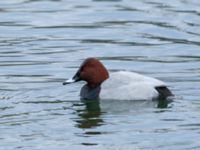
[80,84,172,100]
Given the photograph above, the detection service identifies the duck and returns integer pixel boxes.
[63,57,173,100]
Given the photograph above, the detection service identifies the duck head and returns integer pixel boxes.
[63,58,109,88]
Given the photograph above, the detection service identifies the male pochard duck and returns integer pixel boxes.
[63,58,173,100]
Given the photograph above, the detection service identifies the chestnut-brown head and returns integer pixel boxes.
[63,58,109,88]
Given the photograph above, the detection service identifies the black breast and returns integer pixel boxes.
[80,84,101,100]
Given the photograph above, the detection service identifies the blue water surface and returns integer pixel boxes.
[0,0,200,149]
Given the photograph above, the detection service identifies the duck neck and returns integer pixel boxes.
[80,84,101,100]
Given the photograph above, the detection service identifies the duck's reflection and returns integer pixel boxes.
[75,100,104,129]
[157,97,173,109]
[74,98,171,129]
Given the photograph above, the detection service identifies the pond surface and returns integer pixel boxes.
[0,0,200,149]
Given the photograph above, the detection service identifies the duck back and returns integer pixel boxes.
[100,71,167,100]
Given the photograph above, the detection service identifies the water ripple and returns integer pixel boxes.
[0,0,200,149]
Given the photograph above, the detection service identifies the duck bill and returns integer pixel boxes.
[63,78,76,85]
[63,71,81,85]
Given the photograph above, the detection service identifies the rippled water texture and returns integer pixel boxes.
[0,0,200,149]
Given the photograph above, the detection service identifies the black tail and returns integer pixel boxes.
[155,86,173,99]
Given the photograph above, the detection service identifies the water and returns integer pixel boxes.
[0,0,200,149]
